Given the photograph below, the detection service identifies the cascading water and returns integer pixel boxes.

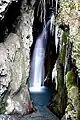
[29,0,60,92]
[29,16,55,106]
[29,15,55,92]
[30,22,49,90]
[29,0,59,106]
[52,26,62,91]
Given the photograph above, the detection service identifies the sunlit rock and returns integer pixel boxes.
[0,32,33,114]
[0,0,35,114]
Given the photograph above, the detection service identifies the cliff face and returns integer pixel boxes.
[0,0,35,115]
[49,0,80,119]
[58,0,80,77]
[58,1,80,119]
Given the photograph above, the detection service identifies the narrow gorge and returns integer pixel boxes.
[0,0,80,120]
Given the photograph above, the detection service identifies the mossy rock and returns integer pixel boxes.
[66,79,79,119]
[62,31,67,44]
[58,31,68,64]
[66,70,77,90]
[59,45,66,64]
[0,102,7,114]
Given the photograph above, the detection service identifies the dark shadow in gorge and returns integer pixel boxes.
[0,0,22,42]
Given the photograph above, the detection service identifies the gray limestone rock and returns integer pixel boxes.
[0,0,36,114]
[0,33,33,114]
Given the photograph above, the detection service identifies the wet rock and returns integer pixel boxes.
[48,28,68,118]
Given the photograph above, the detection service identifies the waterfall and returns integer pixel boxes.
[30,20,50,89]
[50,14,55,36]
[30,38,45,87]
[29,1,59,91]
[29,16,56,91]
[43,0,46,26]
[55,25,59,53]
[52,63,57,90]
[56,0,58,14]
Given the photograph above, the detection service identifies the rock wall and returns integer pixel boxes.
[50,0,80,119]
[48,0,80,119]
[48,28,68,118]
[66,70,79,120]
[0,0,35,115]
[58,0,80,77]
